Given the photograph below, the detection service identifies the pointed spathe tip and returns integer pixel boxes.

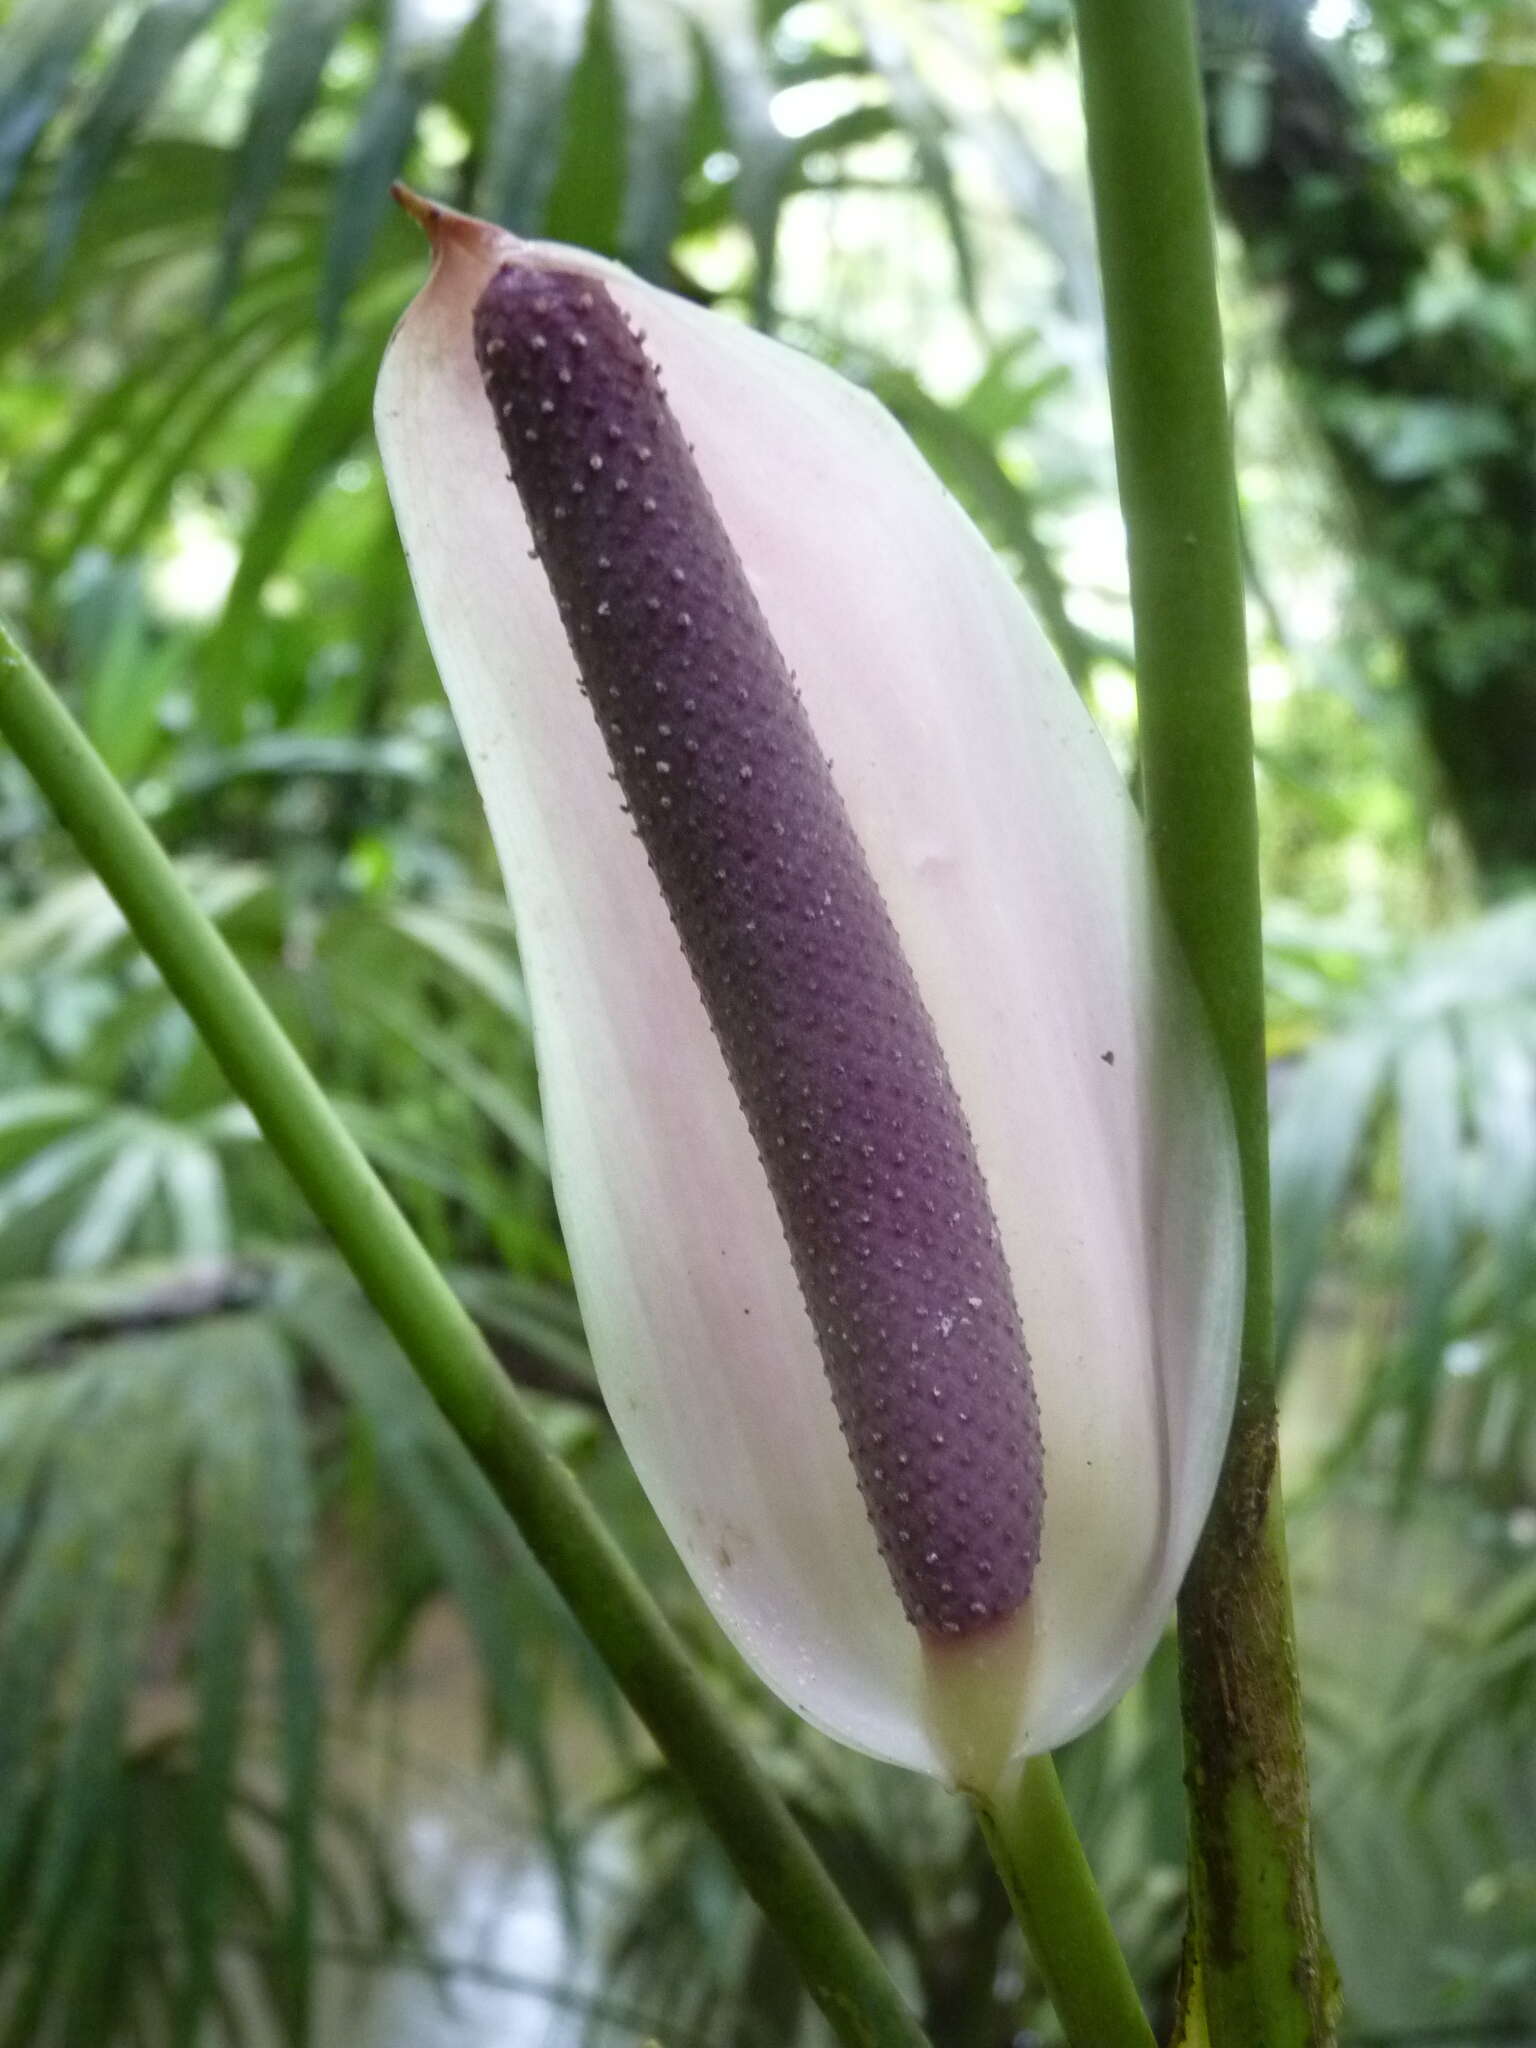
[391,183,522,269]
[390,180,436,231]
[390,182,473,250]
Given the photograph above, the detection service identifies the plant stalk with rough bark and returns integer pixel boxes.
[1072,0,1336,2039]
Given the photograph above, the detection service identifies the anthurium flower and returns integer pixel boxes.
[375,194,1243,1787]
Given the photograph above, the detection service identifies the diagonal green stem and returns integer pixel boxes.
[0,615,931,2048]
[971,1758,1154,2048]
[1069,1,1334,2042]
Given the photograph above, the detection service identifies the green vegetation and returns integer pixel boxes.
[0,2,1533,2043]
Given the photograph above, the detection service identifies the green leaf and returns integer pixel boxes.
[175,1333,269,2042]
[323,1098,493,1209]
[875,360,1095,684]
[45,0,227,281]
[257,1362,320,2045]
[693,0,789,310]
[0,1384,96,1851]
[0,860,267,975]
[166,729,435,801]
[160,1135,232,1259]
[215,0,364,309]
[481,0,592,233]
[285,1280,575,1903]
[385,900,531,1022]
[0,0,118,213]
[81,591,186,783]
[366,992,548,1172]
[52,1134,161,1273]
[1271,1025,1390,1367]
[1394,1021,1464,1483]
[319,0,480,334]
[1,1372,179,1938]
[54,286,315,568]
[112,303,321,558]
[611,0,698,276]
[10,348,174,565]
[0,1122,131,1247]
[851,4,977,312]
[0,1086,101,1146]
[206,340,381,711]
[0,1318,332,2046]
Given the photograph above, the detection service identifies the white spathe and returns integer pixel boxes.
[375,200,1243,1777]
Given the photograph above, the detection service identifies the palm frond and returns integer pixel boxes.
[0,1316,313,2041]
[45,0,228,283]
[216,0,365,311]
[0,0,1089,710]
[0,830,558,1275]
[479,0,580,240]
[0,1237,627,2043]
[0,0,117,213]
[1271,896,1536,1489]
[279,1268,586,1894]
[871,341,1099,684]
[1294,1492,1536,2038]
[321,0,484,334]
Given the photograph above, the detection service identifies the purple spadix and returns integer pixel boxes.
[472,265,1043,1639]
[376,196,1244,1779]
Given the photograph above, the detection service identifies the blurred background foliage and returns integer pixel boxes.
[0,0,1533,2041]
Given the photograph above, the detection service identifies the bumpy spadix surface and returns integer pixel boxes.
[376,201,1244,1774]
[472,265,1042,1639]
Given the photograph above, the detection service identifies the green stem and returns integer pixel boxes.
[0,616,931,2048]
[971,1758,1154,2048]
[1069,3,1334,2044]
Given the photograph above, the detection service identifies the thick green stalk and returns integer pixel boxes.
[0,617,930,2048]
[1069,3,1334,2043]
[971,1759,1154,2048]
